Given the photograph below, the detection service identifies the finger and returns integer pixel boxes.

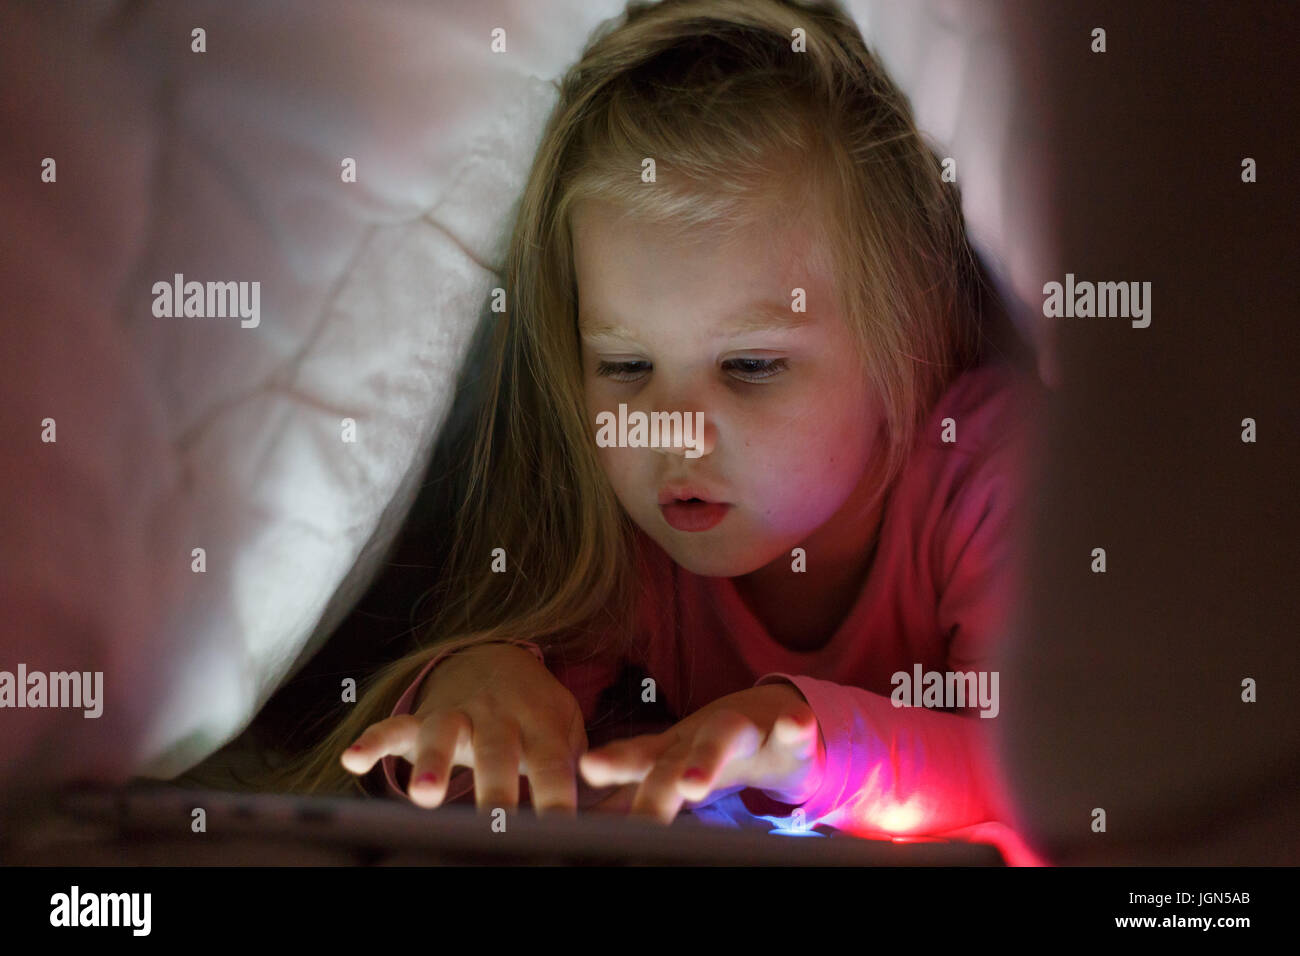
[772,708,820,754]
[340,715,422,775]
[628,738,694,825]
[522,732,579,819]
[588,783,639,814]
[579,733,670,787]
[676,711,762,803]
[471,716,522,814]
[407,710,471,809]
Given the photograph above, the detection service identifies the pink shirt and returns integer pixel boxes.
[381,361,1048,864]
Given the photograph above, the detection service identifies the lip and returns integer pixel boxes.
[657,484,724,506]
[659,500,731,532]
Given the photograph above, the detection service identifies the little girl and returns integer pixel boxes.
[267,0,1044,859]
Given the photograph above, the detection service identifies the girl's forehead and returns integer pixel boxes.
[572,192,818,239]
[574,209,840,337]
[573,200,828,276]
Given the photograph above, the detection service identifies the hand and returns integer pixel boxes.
[577,683,827,825]
[340,641,587,817]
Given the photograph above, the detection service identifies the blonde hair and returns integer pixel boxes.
[255,0,982,796]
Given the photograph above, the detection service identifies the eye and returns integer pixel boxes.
[593,357,789,384]
[723,357,788,382]
[595,360,650,383]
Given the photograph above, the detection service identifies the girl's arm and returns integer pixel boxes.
[737,405,1033,841]
[737,673,1012,835]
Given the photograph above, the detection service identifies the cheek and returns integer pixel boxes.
[582,377,601,419]
[746,397,872,513]
[594,445,639,497]
[735,425,818,508]
[584,386,629,487]
[585,382,615,449]
[765,390,858,468]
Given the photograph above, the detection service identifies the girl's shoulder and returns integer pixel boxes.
[918,360,1045,462]
[889,360,1045,533]
[897,362,1044,594]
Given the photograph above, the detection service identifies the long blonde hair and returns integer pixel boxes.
[254,0,982,796]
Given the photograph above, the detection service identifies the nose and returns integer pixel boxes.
[650,405,715,459]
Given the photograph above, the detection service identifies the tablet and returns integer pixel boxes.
[33,781,1004,866]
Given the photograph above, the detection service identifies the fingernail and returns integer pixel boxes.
[348,744,364,751]
[683,767,704,781]
[415,772,439,785]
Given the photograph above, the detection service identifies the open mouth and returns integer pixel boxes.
[660,498,731,532]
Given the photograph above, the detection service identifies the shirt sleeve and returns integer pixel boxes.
[737,674,1008,835]
[736,421,1031,842]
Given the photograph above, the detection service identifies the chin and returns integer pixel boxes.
[655,533,778,578]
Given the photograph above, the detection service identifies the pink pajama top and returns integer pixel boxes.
[381,361,1049,865]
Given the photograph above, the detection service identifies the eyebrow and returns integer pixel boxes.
[579,300,812,342]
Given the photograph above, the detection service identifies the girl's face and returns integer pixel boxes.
[573,198,888,578]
